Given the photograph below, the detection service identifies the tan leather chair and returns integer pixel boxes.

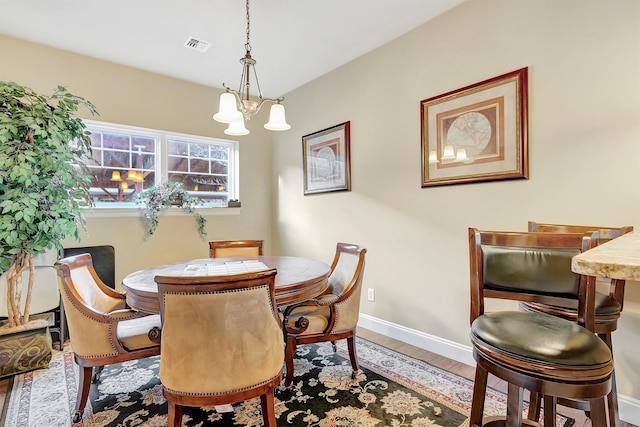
[55,254,161,423]
[154,269,283,427]
[522,222,632,426]
[468,229,613,427]
[282,243,366,386]
[208,239,264,258]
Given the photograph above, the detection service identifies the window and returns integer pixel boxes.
[84,120,238,208]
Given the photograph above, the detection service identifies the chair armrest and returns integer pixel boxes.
[148,326,162,344]
[283,316,309,335]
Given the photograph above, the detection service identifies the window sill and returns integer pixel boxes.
[84,206,241,218]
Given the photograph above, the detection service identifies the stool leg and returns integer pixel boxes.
[599,332,620,427]
[589,397,608,427]
[528,391,541,422]
[469,365,488,427]
[506,383,523,427]
[543,395,557,427]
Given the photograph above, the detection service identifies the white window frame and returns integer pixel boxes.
[83,120,239,216]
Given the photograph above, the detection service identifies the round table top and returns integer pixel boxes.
[122,256,331,313]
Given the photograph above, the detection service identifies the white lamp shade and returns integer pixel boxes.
[224,119,250,136]
[213,93,243,123]
[264,104,291,131]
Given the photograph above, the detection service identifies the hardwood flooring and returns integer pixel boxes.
[0,329,635,426]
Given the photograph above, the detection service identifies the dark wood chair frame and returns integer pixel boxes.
[282,243,367,386]
[468,229,613,427]
[56,254,161,423]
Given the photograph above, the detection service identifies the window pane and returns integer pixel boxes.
[83,121,237,206]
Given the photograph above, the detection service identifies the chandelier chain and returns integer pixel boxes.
[245,0,251,53]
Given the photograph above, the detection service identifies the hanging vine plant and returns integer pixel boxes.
[135,181,207,237]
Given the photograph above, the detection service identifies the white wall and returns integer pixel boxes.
[272,0,640,418]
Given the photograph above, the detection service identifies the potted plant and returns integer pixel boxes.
[0,81,97,374]
[135,181,207,237]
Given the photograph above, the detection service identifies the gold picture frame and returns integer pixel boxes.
[420,68,529,187]
[302,121,351,195]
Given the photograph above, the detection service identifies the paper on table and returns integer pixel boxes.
[183,260,269,275]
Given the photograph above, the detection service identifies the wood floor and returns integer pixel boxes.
[0,329,635,427]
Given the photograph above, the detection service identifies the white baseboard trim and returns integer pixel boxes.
[358,313,640,427]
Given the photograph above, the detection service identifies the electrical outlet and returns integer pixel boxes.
[367,288,375,302]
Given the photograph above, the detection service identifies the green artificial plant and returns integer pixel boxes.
[135,181,207,237]
[0,81,97,328]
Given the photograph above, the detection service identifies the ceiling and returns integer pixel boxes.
[0,0,465,98]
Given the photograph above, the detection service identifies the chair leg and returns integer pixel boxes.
[284,336,297,386]
[469,365,488,427]
[543,395,557,427]
[589,397,608,427]
[73,366,93,423]
[331,341,337,352]
[167,400,183,427]
[506,383,523,427]
[92,366,104,383]
[260,390,278,427]
[528,391,541,422]
[346,335,359,378]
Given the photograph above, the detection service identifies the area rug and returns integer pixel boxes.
[1,338,574,426]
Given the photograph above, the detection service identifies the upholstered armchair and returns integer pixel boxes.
[282,243,367,386]
[154,268,283,427]
[55,254,161,423]
[208,239,264,257]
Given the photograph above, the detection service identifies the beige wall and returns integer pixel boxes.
[272,0,640,409]
[0,35,274,283]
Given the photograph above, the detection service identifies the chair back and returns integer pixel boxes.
[208,240,264,258]
[326,243,367,332]
[468,228,597,328]
[55,254,128,357]
[155,269,283,395]
[528,221,633,243]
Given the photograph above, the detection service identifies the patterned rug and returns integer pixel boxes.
[1,337,574,426]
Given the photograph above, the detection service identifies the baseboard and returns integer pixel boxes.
[358,313,640,426]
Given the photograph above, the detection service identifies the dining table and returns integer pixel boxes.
[122,255,331,314]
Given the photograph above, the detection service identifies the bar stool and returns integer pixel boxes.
[522,222,633,426]
[468,228,613,426]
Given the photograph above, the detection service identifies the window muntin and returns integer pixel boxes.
[84,121,238,207]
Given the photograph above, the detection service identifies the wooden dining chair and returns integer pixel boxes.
[282,243,367,386]
[154,269,283,427]
[522,221,633,426]
[208,239,264,258]
[468,228,613,427]
[55,253,161,423]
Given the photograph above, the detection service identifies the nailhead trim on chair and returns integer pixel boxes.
[163,373,282,397]
[163,284,277,312]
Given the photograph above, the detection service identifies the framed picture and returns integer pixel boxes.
[420,68,528,187]
[302,121,351,195]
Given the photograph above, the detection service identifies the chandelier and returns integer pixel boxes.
[213,0,290,136]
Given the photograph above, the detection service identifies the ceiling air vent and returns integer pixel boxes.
[183,37,211,53]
